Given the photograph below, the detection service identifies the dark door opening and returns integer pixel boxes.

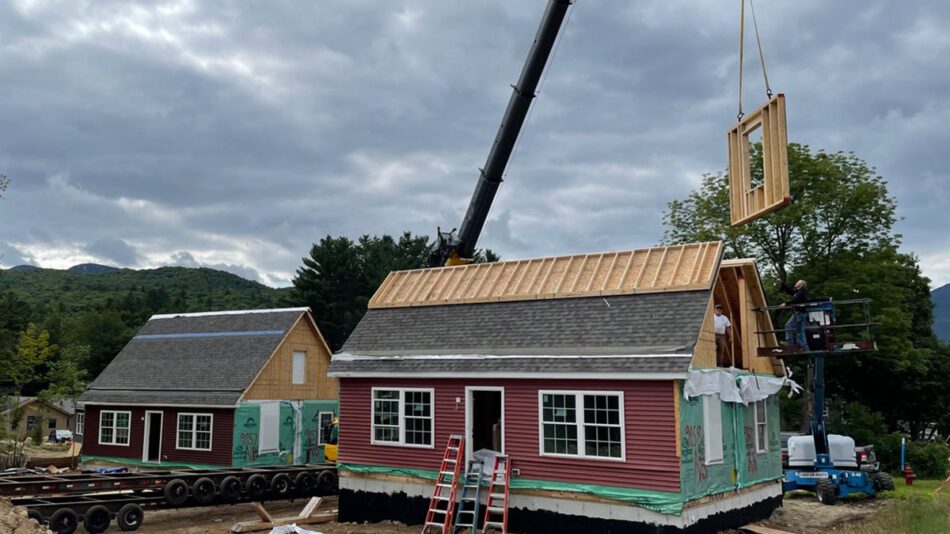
[470,390,502,454]
[146,413,162,462]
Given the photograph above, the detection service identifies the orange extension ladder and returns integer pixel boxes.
[481,455,510,533]
[422,434,465,534]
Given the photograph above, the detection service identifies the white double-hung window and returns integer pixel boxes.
[371,388,434,447]
[177,413,213,451]
[754,399,768,453]
[539,391,624,460]
[99,410,130,446]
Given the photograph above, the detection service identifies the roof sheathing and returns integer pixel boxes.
[369,242,723,309]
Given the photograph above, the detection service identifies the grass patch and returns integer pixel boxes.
[838,478,950,534]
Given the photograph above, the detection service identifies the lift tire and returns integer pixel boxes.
[49,508,79,534]
[294,471,316,494]
[246,473,269,499]
[317,470,338,493]
[872,472,896,492]
[192,477,217,505]
[82,505,112,534]
[270,473,292,498]
[163,478,189,506]
[27,509,44,525]
[816,479,837,505]
[220,475,243,501]
[117,503,145,531]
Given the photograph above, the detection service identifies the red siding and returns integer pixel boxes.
[82,405,234,466]
[339,378,680,492]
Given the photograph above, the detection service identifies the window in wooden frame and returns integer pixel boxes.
[727,94,790,226]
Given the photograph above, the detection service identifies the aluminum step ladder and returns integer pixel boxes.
[481,455,510,533]
[453,459,486,534]
[422,434,465,534]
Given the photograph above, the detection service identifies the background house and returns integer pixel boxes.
[79,307,338,468]
[1,397,76,439]
[329,242,790,532]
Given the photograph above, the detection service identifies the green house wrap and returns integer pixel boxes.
[232,400,338,467]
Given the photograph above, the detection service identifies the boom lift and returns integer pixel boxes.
[427,0,573,267]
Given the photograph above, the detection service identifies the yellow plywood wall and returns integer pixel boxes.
[370,242,723,309]
[243,316,339,401]
[692,260,784,376]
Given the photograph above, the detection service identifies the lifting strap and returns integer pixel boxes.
[737,0,773,120]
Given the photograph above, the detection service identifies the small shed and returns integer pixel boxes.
[329,242,792,533]
[79,307,338,468]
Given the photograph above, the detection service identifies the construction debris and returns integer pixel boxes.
[0,498,52,534]
[230,497,336,533]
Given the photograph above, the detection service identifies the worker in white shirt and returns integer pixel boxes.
[714,304,732,366]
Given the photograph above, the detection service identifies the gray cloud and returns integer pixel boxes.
[0,242,34,267]
[86,237,140,266]
[0,1,948,288]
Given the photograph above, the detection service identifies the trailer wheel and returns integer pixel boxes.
[117,503,144,531]
[49,508,78,534]
[163,478,189,506]
[317,470,338,493]
[270,473,292,498]
[245,473,269,499]
[27,509,44,525]
[82,505,112,534]
[192,477,217,505]
[294,471,315,494]
[871,472,895,492]
[220,475,243,501]
[816,479,838,505]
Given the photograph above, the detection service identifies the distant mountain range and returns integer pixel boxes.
[935,283,950,341]
[0,263,291,313]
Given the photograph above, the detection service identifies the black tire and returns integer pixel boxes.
[816,478,838,505]
[117,503,144,531]
[163,478,189,506]
[82,505,112,534]
[317,470,338,493]
[245,473,269,499]
[192,477,217,505]
[294,471,316,494]
[49,508,79,534]
[872,472,896,492]
[27,509,44,525]
[270,473,292,498]
[220,475,243,502]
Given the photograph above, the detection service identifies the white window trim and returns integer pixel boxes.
[703,395,724,465]
[370,387,435,449]
[176,413,214,451]
[76,412,85,436]
[537,390,626,463]
[754,399,768,453]
[317,411,335,446]
[292,350,306,385]
[98,410,131,447]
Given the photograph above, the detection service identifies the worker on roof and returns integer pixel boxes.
[714,304,732,367]
[779,279,809,351]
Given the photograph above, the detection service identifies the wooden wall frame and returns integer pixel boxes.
[727,94,790,226]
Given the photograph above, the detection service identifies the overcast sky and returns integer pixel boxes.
[1,0,948,288]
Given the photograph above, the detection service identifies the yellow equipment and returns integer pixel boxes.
[322,417,339,464]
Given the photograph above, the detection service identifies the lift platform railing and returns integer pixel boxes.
[753,298,876,358]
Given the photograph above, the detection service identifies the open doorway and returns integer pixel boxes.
[143,411,162,463]
[466,388,503,460]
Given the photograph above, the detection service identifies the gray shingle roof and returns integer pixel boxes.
[81,309,306,406]
[333,291,710,376]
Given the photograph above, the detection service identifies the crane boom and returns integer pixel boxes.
[428,0,573,267]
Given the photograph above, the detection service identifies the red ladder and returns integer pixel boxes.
[482,455,510,533]
[422,434,464,534]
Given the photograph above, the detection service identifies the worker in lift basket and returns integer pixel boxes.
[713,304,732,366]
[779,279,809,351]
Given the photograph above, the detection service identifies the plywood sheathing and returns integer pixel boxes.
[368,242,724,309]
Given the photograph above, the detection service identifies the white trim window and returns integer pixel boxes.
[754,399,768,453]
[99,410,131,446]
[317,411,335,446]
[292,350,306,384]
[539,391,624,461]
[703,394,724,465]
[76,412,85,436]
[371,388,434,448]
[177,413,213,451]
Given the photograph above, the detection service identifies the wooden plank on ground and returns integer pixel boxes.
[740,524,796,534]
[231,498,337,533]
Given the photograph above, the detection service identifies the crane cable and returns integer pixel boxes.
[737,0,773,121]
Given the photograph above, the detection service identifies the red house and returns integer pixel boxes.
[329,243,792,533]
[80,308,339,468]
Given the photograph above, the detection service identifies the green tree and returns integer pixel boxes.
[1,324,58,391]
[41,344,90,405]
[62,311,131,377]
